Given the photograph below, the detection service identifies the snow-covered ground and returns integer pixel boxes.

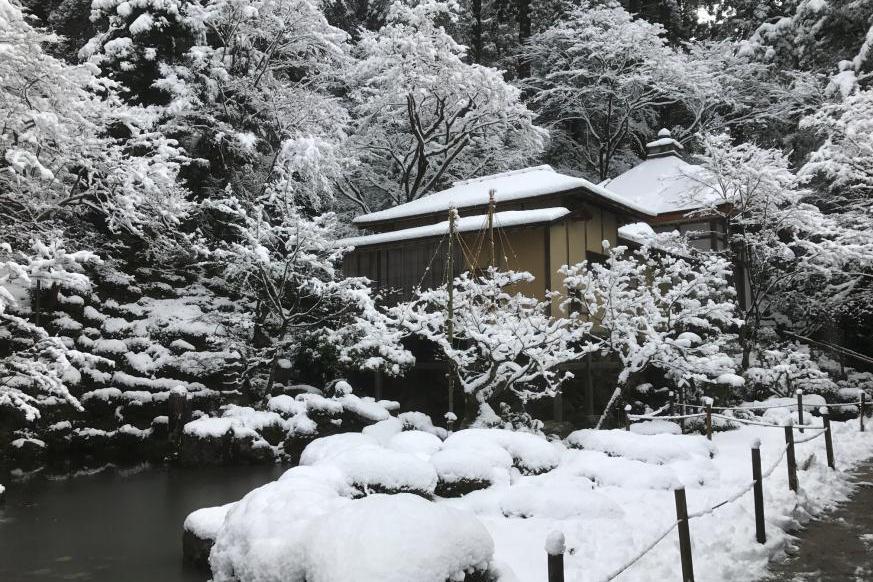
[188,411,873,582]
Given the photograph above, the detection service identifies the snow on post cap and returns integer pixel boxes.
[702,396,714,406]
[751,438,762,449]
[658,128,671,138]
[170,385,188,396]
[796,388,803,395]
[820,406,830,415]
[444,412,458,421]
[545,531,565,555]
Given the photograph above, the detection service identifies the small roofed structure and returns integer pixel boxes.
[605,129,726,252]
[341,166,654,305]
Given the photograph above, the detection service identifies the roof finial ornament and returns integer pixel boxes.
[646,128,684,159]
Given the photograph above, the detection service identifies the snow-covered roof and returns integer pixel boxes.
[339,208,571,248]
[353,165,653,225]
[600,155,719,215]
[616,222,657,245]
[645,136,685,150]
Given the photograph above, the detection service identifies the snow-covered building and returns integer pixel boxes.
[341,129,723,304]
[341,129,728,426]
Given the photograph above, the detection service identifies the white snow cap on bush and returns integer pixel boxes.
[300,432,438,495]
[210,465,351,582]
[444,428,562,474]
[431,444,513,487]
[303,494,494,582]
[566,429,715,465]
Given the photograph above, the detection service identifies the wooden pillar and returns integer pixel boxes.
[675,488,695,582]
[168,386,188,452]
[751,440,766,544]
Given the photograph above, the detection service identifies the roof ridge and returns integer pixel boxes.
[451,164,554,187]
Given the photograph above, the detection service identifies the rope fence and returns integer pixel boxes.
[545,396,865,582]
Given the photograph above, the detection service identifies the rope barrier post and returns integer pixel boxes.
[674,488,695,582]
[545,531,565,582]
[668,391,675,416]
[751,439,766,544]
[796,389,804,434]
[784,420,798,493]
[624,404,632,431]
[821,407,835,470]
[861,393,866,433]
[703,397,713,441]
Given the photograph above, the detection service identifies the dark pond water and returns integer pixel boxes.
[0,463,285,582]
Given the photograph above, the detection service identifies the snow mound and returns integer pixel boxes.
[630,420,682,435]
[210,465,351,582]
[330,447,438,496]
[566,429,714,465]
[299,433,378,465]
[387,430,444,457]
[499,478,621,520]
[184,503,233,540]
[444,429,561,474]
[431,444,513,496]
[303,494,494,582]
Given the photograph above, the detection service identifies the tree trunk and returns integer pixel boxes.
[471,0,483,63]
[516,0,531,78]
[461,391,479,428]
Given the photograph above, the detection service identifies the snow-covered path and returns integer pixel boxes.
[766,462,873,582]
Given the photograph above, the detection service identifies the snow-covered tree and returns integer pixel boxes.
[522,1,710,180]
[341,0,546,212]
[800,89,873,211]
[561,237,741,427]
[0,0,192,248]
[738,0,873,96]
[0,239,108,423]
[691,133,873,366]
[153,0,352,207]
[200,192,412,396]
[393,268,586,426]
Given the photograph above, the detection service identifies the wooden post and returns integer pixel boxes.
[668,391,675,416]
[487,189,496,268]
[446,208,456,429]
[751,440,766,544]
[674,488,695,582]
[624,404,632,431]
[168,386,188,451]
[861,393,866,433]
[545,531,565,582]
[374,368,384,401]
[704,397,713,441]
[821,407,835,470]
[784,421,798,493]
[796,389,804,434]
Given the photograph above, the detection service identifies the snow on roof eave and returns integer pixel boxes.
[352,165,655,225]
[338,208,572,249]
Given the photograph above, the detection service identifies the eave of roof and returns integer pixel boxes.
[338,207,572,249]
[352,165,654,227]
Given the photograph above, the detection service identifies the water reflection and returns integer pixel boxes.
[0,463,284,582]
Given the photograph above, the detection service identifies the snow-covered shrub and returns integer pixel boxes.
[431,445,513,497]
[300,431,438,497]
[209,476,496,582]
[744,345,838,400]
[566,429,715,465]
[303,494,496,582]
[444,429,561,475]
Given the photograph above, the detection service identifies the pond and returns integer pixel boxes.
[0,463,285,582]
